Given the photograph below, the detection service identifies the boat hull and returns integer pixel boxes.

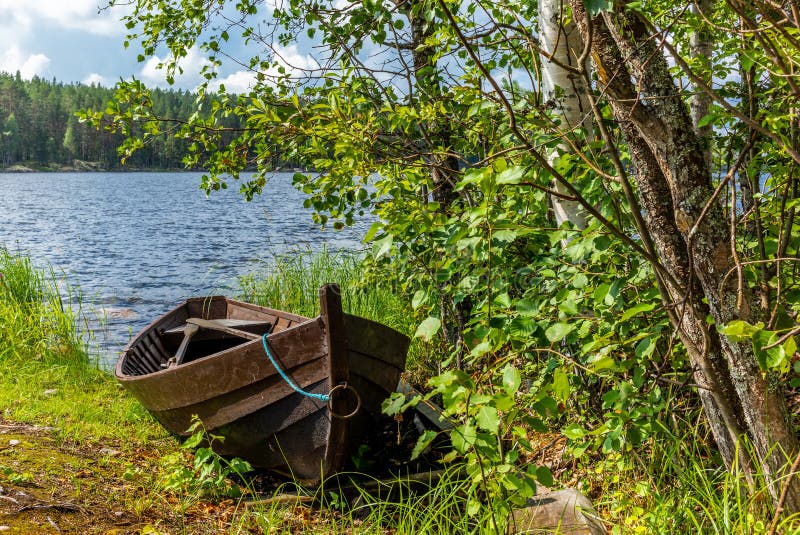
[115,287,409,483]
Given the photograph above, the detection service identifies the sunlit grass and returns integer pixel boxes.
[237,246,432,372]
[6,247,800,533]
[0,247,166,444]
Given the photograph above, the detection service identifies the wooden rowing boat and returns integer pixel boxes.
[115,284,409,484]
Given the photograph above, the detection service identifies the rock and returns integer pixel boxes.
[99,448,121,457]
[8,440,19,447]
[43,389,58,396]
[103,307,137,319]
[509,487,607,535]
[0,525,10,531]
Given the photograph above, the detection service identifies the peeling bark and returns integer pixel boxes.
[571,0,748,474]
[569,1,800,512]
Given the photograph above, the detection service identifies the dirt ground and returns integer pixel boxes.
[0,418,271,535]
[0,411,452,535]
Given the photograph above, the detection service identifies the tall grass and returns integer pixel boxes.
[0,247,83,363]
[237,247,435,375]
[238,247,416,338]
[0,247,164,443]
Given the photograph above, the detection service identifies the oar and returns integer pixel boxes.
[173,322,200,365]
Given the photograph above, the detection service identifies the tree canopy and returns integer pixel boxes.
[94,0,800,525]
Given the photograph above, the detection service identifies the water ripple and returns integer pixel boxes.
[0,171,370,367]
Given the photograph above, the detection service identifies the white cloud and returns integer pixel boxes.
[202,44,318,93]
[0,46,50,79]
[209,70,257,94]
[83,73,110,87]
[139,46,212,88]
[272,43,317,74]
[0,0,127,36]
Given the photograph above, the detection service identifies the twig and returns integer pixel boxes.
[46,516,62,534]
[767,449,800,535]
[244,494,313,508]
[12,502,83,515]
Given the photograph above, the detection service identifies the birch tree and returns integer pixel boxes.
[537,0,591,229]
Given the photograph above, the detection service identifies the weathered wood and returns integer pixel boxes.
[344,315,410,368]
[164,318,271,335]
[173,323,199,365]
[186,317,262,341]
[116,290,409,485]
[319,283,350,477]
[122,322,327,411]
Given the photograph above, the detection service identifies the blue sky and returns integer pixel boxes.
[0,1,318,92]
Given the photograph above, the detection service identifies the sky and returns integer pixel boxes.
[0,0,317,93]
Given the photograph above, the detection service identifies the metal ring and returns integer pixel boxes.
[327,383,361,419]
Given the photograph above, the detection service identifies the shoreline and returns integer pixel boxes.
[0,162,307,174]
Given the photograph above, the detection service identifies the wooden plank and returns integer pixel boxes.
[344,315,410,368]
[185,296,228,320]
[348,350,404,393]
[148,330,172,361]
[186,317,262,341]
[155,362,329,431]
[227,298,309,325]
[319,283,350,476]
[173,323,199,366]
[163,318,272,335]
[119,319,327,411]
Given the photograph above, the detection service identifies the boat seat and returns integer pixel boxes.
[160,318,272,349]
[163,319,272,335]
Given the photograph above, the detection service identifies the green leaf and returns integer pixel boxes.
[508,316,537,337]
[372,234,393,258]
[382,392,407,416]
[635,337,656,359]
[476,405,500,434]
[415,316,441,342]
[740,52,756,71]
[411,430,438,460]
[411,290,427,309]
[493,229,518,244]
[558,297,578,316]
[585,0,613,16]
[619,301,658,322]
[545,322,576,343]
[536,465,554,487]
[552,368,570,403]
[363,221,382,243]
[183,432,204,449]
[516,299,538,316]
[563,423,586,440]
[721,320,764,342]
[470,341,492,358]
[697,113,716,128]
[496,165,525,185]
[502,365,521,394]
[451,424,477,453]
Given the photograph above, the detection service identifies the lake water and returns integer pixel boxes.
[0,172,369,366]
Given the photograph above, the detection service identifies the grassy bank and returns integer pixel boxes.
[0,248,482,534]
[2,247,798,533]
[0,248,164,444]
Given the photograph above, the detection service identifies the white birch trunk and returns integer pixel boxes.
[538,0,592,229]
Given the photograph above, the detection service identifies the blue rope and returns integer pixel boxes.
[262,334,330,402]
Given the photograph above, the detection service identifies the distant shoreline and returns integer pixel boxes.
[0,161,192,173]
[0,162,307,173]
